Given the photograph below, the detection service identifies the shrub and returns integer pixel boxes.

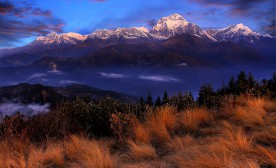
[110,112,138,144]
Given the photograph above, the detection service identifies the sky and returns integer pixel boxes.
[0,0,275,48]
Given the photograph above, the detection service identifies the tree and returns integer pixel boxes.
[228,76,236,95]
[169,92,183,110]
[268,71,276,98]
[236,71,248,94]
[155,96,162,107]
[197,84,217,108]
[247,72,256,89]
[162,91,169,105]
[183,92,196,109]
[146,93,153,106]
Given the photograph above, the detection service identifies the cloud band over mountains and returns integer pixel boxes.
[0,0,64,48]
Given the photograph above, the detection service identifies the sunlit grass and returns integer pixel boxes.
[0,96,275,167]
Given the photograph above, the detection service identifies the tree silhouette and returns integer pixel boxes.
[155,96,162,107]
[162,91,169,105]
[146,93,153,106]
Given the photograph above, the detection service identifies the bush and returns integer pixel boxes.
[110,112,138,144]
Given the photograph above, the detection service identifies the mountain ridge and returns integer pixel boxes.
[0,13,273,58]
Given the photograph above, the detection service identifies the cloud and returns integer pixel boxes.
[60,80,80,85]
[0,0,65,48]
[189,0,275,35]
[146,19,157,27]
[0,1,14,14]
[0,102,50,116]
[138,75,180,82]
[48,70,64,75]
[28,73,48,80]
[177,62,188,66]
[100,72,127,78]
[32,8,52,17]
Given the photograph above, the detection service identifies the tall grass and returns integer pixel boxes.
[179,108,212,133]
[0,96,275,167]
[145,106,177,142]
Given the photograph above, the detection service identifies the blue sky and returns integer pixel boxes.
[0,0,275,48]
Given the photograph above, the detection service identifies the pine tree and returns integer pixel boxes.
[146,93,153,106]
[236,71,247,94]
[197,84,216,108]
[228,76,236,94]
[155,96,162,107]
[162,91,169,105]
[247,72,257,89]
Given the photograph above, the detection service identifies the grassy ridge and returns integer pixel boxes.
[0,71,275,167]
[0,96,275,167]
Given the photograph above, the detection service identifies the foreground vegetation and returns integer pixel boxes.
[0,71,275,167]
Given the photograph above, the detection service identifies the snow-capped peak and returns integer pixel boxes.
[152,13,189,33]
[211,23,272,43]
[151,13,216,41]
[33,32,88,46]
[65,32,88,41]
[220,23,258,36]
[133,26,149,33]
[89,27,151,40]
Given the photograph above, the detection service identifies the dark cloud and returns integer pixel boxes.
[186,12,192,16]
[260,9,276,36]
[203,9,216,16]
[0,0,64,48]
[0,1,14,14]
[189,0,275,35]
[32,8,52,17]
[146,19,157,27]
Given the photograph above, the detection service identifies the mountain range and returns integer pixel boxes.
[0,13,275,69]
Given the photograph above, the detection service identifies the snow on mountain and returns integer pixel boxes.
[32,32,88,46]
[88,27,152,40]
[1,13,274,59]
[210,23,272,43]
[151,13,217,41]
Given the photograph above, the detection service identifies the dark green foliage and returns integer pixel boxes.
[169,92,196,111]
[228,76,237,95]
[146,93,153,106]
[162,91,169,105]
[197,84,218,108]
[155,96,162,107]
[269,72,276,98]
[227,71,275,98]
[0,97,140,142]
[236,71,248,94]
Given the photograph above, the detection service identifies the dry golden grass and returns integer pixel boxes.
[165,135,194,152]
[264,99,276,113]
[64,135,116,168]
[220,96,268,127]
[28,143,64,168]
[126,140,158,161]
[0,139,29,168]
[219,124,253,153]
[253,125,276,146]
[0,96,275,168]
[133,123,151,144]
[146,106,177,142]
[0,136,115,168]
[179,108,211,133]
